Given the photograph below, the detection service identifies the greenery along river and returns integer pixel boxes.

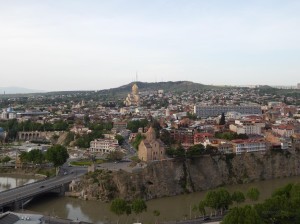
[24,175,300,224]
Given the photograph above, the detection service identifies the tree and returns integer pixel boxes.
[153,210,160,224]
[222,205,263,224]
[46,144,69,167]
[217,188,232,214]
[198,200,206,218]
[115,134,125,145]
[204,190,219,216]
[231,191,246,206]
[219,112,226,125]
[132,198,147,222]
[110,198,129,224]
[247,187,260,203]
[1,156,11,164]
[106,151,124,162]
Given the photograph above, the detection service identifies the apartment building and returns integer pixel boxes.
[194,105,262,118]
[232,139,268,154]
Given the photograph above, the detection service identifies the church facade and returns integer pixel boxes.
[138,127,166,162]
[124,83,140,106]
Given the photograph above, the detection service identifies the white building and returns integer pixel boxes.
[229,119,264,135]
[232,139,268,154]
[89,139,119,154]
[272,125,295,137]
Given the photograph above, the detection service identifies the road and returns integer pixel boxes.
[0,166,87,209]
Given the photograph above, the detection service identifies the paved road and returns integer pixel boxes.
[0,166,87,209]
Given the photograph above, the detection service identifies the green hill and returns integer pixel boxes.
[99,81,220,95]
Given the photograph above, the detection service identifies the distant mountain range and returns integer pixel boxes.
[0,87,44,94]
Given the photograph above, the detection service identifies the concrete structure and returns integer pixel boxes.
[124,83,140,106]
[0,168,87,212]
[89,138,119,153]
[194,105,261,118]
[138,127,166,162]
[18,131,64,142]
[232,139,268,154]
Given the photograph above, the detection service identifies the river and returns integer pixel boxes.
[20,176,300,224]
[0,174,37,192]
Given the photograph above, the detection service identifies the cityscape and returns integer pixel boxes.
[1,1,300,224]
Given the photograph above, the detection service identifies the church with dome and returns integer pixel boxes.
[138,127,166,162]
[124,83,140,106]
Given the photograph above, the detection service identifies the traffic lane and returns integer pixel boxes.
[0,173,81,205]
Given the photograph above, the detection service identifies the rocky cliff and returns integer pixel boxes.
[75,151,300,201]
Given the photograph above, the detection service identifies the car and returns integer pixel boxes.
[40,185,45,188]
[64,172,68,175]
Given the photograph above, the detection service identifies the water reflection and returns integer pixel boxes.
[0,174,37,192]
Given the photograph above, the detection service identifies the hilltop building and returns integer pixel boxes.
[124,83,140,106]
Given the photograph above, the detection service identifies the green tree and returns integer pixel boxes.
[110,198,129,224]
[219,112,226,125]
[247,187,260,203]
[27,149,45,164]
[132,133,145,150]
[46,144,69,167]
[231,191,246,206]
[1,156,11,164]
[198,200,206,218]
[115,134,125,145]
[132,198,147,222]
[153,210,160,224]
[204,190,219,216]
[222,205,263,224]
[217,188,232,214]
[106,151,124,162]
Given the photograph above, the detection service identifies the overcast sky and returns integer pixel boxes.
[0,0,299,91]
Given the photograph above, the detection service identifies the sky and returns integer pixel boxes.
[0,0,299,91]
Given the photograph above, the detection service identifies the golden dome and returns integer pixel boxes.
[132,83,139,95]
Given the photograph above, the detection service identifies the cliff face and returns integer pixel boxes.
[77,152,300,201]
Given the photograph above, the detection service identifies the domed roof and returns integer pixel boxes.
[132,83,139,94]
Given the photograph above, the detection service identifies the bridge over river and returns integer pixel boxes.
[0,167,87,211]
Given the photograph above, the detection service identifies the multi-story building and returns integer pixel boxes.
[194,105,262,118]
[229,119,264,135]
[272,125,295,137]
[170,128,194,147]
[232,139,268,154]
[89,139,119,154]
[113,122,127,131]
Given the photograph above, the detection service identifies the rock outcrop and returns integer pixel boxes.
[75,151,300,201]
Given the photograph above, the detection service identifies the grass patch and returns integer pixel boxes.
[36,168,56,177]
